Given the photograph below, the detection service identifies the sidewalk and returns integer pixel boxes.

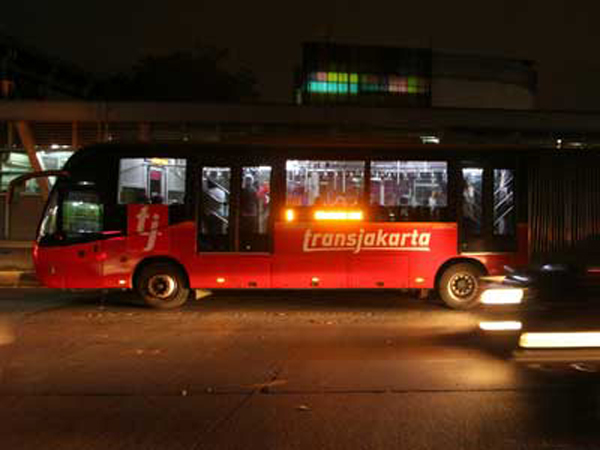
[0,271,40,287]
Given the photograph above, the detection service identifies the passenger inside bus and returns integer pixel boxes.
[240,174,259,232]
[462,175,482,234]
[286,160,364,207]
[239,167,271,250]
[370,160,448,222]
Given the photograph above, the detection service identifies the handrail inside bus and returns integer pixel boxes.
[7,170,69,204]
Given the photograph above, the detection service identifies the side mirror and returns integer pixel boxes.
[7,169,69,203]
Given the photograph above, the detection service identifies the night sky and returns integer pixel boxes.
[2,0,599,110]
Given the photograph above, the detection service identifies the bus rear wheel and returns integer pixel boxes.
[135,262,190,309]
[438,263,484,310]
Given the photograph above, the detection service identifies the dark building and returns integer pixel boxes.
[296,42,432,107]
[296,42,536,110]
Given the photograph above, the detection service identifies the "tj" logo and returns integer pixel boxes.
[136,206,162,251]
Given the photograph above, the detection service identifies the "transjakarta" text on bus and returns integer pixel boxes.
[302,229,432,253]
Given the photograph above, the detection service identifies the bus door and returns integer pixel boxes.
[196,165,273,288]
[459,163,517,253]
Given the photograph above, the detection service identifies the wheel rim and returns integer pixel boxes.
[449,272,477,300]
[147,274,177,299]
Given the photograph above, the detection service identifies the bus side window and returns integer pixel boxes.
[493,168,515,236]
[240,166,271,252]
[462,167,483,235]
[370,161,448,222]
[285,160,365,207]
[118,158,187,205]
[199,167,231,251]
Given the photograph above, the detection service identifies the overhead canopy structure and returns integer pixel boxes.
[1,101,600,149]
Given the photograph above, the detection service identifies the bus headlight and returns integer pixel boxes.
[481,288,524,305]
[520,332,600,348]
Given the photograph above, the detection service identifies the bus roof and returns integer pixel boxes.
[64,141,546,172]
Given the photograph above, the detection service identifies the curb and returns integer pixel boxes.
[0,271,40,288]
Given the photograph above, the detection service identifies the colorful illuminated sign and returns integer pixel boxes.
[300,42,431,104]
[306,72,427,95]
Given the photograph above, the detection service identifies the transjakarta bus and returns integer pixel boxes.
[29,143,528,309]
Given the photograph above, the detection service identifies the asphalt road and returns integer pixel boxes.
[0,289,599,450]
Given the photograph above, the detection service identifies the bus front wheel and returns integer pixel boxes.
[135,262,190,309]
[438,263,484,310]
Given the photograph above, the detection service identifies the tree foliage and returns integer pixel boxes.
[95,46,258,102]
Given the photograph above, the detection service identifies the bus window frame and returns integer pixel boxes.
[492,167,517,238]
[62,187,105,241]
[191,151,518,254]
[195,157,278,254]
[37,179,110,247]
[458,158,519,253]
[281,156,458,223]
[284,159,368,211]
[367,158,452,223]
[116,156,191,208]
[197,163,234,252]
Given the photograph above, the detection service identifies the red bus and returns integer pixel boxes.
[27,143,528,309]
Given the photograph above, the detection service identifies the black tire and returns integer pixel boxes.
[438,263,484,310]
[134,262,190,309]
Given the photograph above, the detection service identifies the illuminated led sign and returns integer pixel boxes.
[299,42,431,106]
[306,72,427,96]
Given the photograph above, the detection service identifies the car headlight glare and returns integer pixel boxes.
[481,288,524,305]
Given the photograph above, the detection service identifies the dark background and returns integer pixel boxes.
[0,0,597,109]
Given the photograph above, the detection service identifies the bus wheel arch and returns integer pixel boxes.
[132,256,191,309]
[435,258,487,310]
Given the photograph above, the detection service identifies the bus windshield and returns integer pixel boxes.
[62,190,103,238]
[37,183,104,244]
